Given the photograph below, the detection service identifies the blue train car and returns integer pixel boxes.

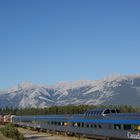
[11,108,140,140]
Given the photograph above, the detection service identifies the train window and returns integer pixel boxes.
[90,112,92,116]
[137,125,140,130]
[72,123,75,126]
[110,109,116,113]
[81,123,84,127]
[77,123,80,127]
[94,111,97,115]
[94,124,97,128]
[99,125,102,129]
[87,124,89,128]
[51,121,53,125]
[104,109,110,114]
[114,124,121,130]
[99,111,102,115]
[74,123,78,127]
[64,122,68,126]
[123,124,131,130]
[58,122,61,126]
[54,122,57,125]
[90,124,93,128]
[134,125,140,130]
[116,109,120,113]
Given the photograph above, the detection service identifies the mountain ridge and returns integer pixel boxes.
[0,74,140,108]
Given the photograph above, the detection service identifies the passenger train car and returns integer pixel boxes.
[11,108,140,140]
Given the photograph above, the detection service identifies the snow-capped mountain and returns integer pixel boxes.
[0,74,140,108]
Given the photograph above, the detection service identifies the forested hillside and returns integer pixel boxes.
[0,105,140,116]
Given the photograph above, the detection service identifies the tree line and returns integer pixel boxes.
[0,105,140,116]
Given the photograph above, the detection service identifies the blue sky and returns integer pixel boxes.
[0,0,140,89]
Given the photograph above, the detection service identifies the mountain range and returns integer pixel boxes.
[0,74,140,108]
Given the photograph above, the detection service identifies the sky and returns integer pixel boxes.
[0,0,140,89]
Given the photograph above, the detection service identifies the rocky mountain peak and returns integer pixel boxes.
[0,74,140,108]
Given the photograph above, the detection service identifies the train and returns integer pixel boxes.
[1,108,140,140]
[0,114,11,125]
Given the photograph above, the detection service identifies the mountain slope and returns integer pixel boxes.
[0,74,140,108]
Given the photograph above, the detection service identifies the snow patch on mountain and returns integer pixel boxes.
[0,74,140,108]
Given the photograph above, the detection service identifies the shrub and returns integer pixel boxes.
[0,124,24,140]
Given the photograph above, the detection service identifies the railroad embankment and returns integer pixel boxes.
[0,133,13,140]
[0,125,12,140]
[17,127,89,140]
[1,125,89,140]
[0,124,24,140]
